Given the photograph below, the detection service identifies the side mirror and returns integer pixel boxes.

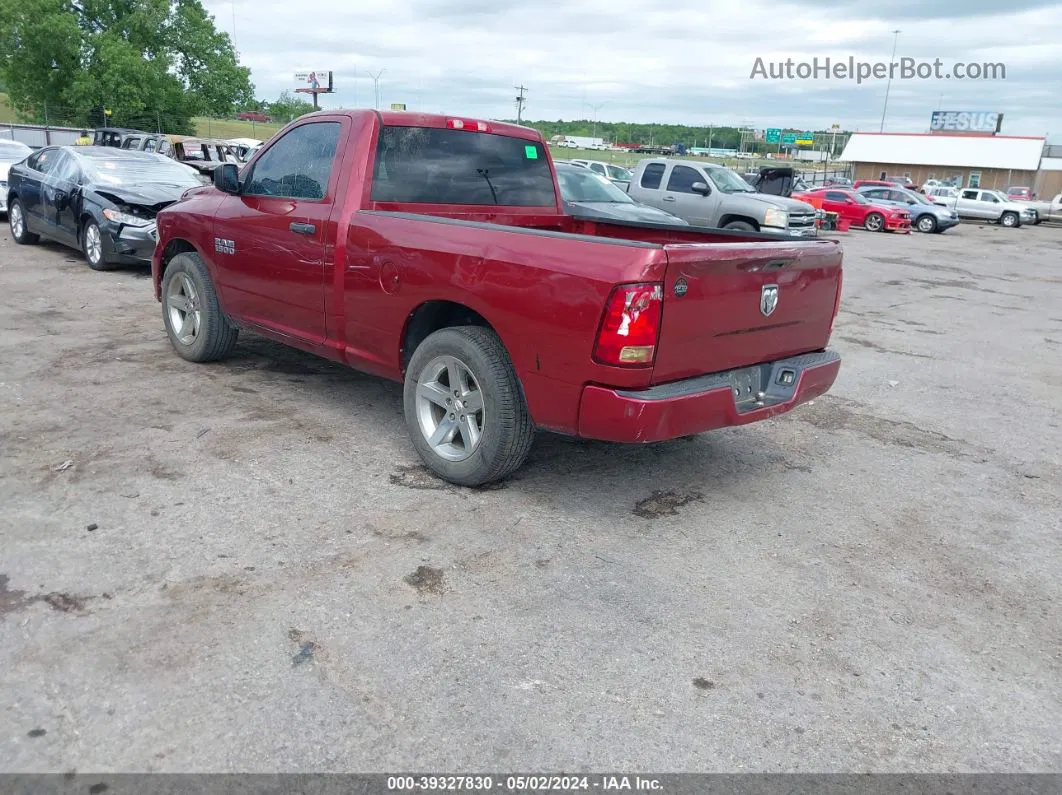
[691,181,711,196]
[213,163,241,195]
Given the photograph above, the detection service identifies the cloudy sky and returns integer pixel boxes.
[206,0,1062,138]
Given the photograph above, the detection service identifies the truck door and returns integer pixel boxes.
[661,163,715,227]
[211,119,346,343]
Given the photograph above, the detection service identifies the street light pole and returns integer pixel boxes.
[879,29,901,132]
[585,101,606,143]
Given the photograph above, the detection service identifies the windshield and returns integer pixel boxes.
[907,190,935,205]
[82,154,203,188]
[606,165,631,181]
[557,166,633,203]
[707,167,755,193]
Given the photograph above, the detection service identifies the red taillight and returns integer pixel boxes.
[594,283,663,367]
[447,118,491,132]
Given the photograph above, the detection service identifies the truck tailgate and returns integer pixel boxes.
[653,240,842,383]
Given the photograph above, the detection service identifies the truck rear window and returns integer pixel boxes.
[371,126,556,206]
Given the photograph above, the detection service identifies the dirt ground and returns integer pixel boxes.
[1,219,1059,773]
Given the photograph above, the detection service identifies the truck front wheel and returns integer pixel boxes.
[403,326,534,487]
[161,252,238,362]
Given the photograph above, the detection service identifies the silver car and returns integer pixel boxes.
[857,185,960,233]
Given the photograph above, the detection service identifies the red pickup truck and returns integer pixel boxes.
[152,110,843,486]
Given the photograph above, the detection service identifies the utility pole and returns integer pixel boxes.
[708,124,713,152]
[514,85,528,124]
[879,29,901,132]
[368,69,385,110]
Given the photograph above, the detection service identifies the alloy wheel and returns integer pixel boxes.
[414,355,486,462]
[166,273,202,346]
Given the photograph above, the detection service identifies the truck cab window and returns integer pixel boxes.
[370,126,555,206]
[640,163,665,190]
[245,122,341,200]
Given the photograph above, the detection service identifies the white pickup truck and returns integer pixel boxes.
[1023,193,1062,224]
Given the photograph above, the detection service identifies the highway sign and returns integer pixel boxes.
[765,128,781,144]
[782,132,797,145]
[795,131,815,145]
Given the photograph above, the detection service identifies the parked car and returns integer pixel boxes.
[944,188,1035,227]
[227,137,263,162]
[0,139,33,215]
[1023,192,1062,223]
[824,177,853,187]
[793,188,911,232]
[7,146,202,269]
[93,127,147,148]
[556,163,687,225]
[237,111,271,123]
[925,186,960,206]
[742,167,811,197]
[628,158,818,236]
[135,135,240,175]
[1006,186,1033,201]
[856,185,959,233]
[150,110,843,486]
[853,177,914,190]
[570,159,633,190]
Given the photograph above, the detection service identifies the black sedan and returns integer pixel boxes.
[555,163,688,225]
[7,146,202,270]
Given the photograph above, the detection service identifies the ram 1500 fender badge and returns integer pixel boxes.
[214,238,236,255]
[673,277,688,297]
[760,284,779,317]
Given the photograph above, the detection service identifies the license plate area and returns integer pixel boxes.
[729,366,766,410]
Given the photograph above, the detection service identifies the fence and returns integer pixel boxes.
[1,122,84,148]
[799,166,853,187]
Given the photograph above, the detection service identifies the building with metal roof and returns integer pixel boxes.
[838,132,1059,196]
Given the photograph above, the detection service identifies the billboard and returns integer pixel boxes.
[930,111,1002,133]
[390,103,407,111]
[295,71,331,90]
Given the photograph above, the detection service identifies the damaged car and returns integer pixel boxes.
[6,146,201,270]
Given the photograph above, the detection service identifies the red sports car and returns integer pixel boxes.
[795,188,912,232]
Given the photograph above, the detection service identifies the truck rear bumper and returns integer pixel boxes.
[576,350,840,443]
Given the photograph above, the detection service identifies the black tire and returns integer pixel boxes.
[916,214,937,233]
[403,326,534,487]
[864,212,885,232]
[1000,211,1019,228]
[8,198,39,244]
[723,220,756,232]
[81,220,115,271]
[161,251,238,362]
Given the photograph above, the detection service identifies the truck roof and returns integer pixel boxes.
[317,109,542,142]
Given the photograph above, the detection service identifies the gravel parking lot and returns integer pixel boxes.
[1,221,1059,773]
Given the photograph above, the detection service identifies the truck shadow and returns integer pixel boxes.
[219,334,797,516]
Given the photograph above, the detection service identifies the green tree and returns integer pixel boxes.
[266,91,314,123]
[0,0,253,132]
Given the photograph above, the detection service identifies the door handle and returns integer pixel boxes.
[289,222,316,235]
[662,196,676,202]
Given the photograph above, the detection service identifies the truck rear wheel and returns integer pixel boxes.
[403,326,534,487]
[161,252,238,362]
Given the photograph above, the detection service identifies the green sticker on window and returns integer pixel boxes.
[525,145,538,159]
